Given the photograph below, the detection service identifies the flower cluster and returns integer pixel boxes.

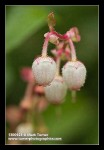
[32,12,87,104]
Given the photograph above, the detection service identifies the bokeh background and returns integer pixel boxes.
[6,6,98,144]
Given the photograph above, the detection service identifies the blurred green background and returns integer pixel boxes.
[6,6,98,144]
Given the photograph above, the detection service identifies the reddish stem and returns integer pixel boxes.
[24,81,34,99]
[68,39,77,61]
[42,32,51,57]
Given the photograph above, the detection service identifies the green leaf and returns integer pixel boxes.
[32,93,98,144]
[6,6,49,53]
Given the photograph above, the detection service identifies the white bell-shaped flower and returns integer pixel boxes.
[44,76,67,104]
[62,61,87,90]
[32,56,56,86]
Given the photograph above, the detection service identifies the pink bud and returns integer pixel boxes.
[62,61,87,90]
[66,27,81,42]
[20,67,34,82]
[32,56,56,86]
[44,76,67,104]
[34,85,44,95]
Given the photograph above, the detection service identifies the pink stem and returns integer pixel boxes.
[24,81,34,99]
[68,39,77,61]
[42,32,51,57]
[65,45,71,61]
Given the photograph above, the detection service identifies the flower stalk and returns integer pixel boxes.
[42,33,51,57]
[68,38,77,61]
[56,57,61,76]
[71,91,76,103]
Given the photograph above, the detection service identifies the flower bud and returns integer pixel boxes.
[62,61,87,90]
[32,56,56,86]
[44,76,67,104]
[34,85,44,95]
[66,27,81,42]
[20,67,34,82]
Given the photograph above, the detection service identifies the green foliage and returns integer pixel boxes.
[40,93,98,144]
[6,6,49,53]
